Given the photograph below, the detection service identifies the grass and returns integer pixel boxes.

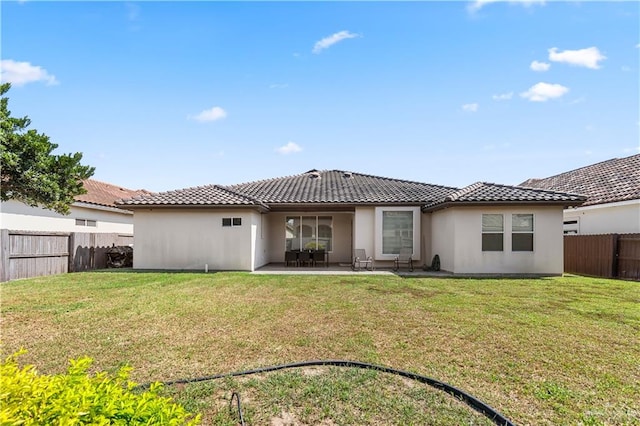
[1,272,639,425]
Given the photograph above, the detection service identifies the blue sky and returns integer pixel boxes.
[2,1,638,192]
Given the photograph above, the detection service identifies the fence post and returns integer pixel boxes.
[611,233,619,278]
[1,229,10,282]
[68,232,76,273]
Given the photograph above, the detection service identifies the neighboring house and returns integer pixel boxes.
[118,170,584,275]
[520,154,640,235]
[0,179,149,234]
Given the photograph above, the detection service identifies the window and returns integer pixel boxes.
[222,217,242,227]
[285,216,332,251]
[482,214,503,251]
[382,211,413,254]
[512,214,534,251]
[75,218,97,227]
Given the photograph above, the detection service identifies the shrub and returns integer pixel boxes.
[0,349,201,425]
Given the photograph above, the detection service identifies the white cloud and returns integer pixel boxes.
[276,141,302,155]
[462,103,479,112]
[468,0,545,13]
[492,92,513,101]
[190,106,227,122]
[520,82,569,102]
[0,59,58,86]
[548,47,606,69]
[312,31,359,54]
[530,60,550,72]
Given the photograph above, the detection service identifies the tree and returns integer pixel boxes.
[0,83,95,215]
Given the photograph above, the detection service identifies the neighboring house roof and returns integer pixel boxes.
[118,169,584,211]
[519,154,640,207]
[76,179,151,209]
[117,184,269,209]
[423,182,586,211]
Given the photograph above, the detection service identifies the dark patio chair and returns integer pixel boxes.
[312,250,327,267]
[284,251,298,267]
[393,247,414,272]
[298,250,312,267]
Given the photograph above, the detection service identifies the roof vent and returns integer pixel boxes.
[308,171,321,179]
[343,172,353,178]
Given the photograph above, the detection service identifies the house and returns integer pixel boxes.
[117,170,585,275]
[0,179,149,234]
[520,154,640,235]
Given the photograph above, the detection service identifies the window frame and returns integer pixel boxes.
[285,215,333,252]
[511,213,534,252]
[222,217,242,227]
[374,207,420,260]
[482,213,504,252]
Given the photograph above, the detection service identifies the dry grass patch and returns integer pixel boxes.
[2,272,639,425]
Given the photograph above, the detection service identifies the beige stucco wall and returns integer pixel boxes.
[354,207,375,261]
[265,212,354,264]
[564,200,640,235]
[430,206,564,274]
[1,200,134,234]
[133,208,263,271]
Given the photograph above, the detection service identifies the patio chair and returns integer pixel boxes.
[352,249,374,271]
[312,250,328,267]
[393,247,414,272]
[298,250,312,267]
[284,250,298,267]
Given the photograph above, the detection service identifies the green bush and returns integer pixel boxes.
[0,349,201,425]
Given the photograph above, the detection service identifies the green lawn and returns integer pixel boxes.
[2,272,638,425]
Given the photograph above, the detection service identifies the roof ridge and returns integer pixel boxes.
[446,182,485,201]
[216,184,267,207]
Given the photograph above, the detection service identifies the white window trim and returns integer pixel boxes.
[511,213,535,252]
[374,206,421,261]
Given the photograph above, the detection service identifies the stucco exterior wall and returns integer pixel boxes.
[431,206,564,275]
[421,212,432,268]
[564,200,640,235]
[133,208,259,271]
[354,207,375,261]
[1,200,134,234]
[264,212,353,264]
[430,209,456,273]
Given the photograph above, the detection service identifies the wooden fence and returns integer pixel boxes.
[564,233,640,280]
[0,230,133,282]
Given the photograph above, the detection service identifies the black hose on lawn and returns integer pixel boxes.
[141,359,515,426]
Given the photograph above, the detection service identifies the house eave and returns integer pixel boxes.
[118,203,270,213]
[73,201,134,215]
[422,200,586,213]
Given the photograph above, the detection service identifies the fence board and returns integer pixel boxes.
[1,230,133,281]
[564,233,640,280]
[618,236,640,280]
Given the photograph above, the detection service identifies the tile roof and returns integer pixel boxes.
[519,154,640,206]
[116,184,268,208]
[116,170,585,210]
[75,179,151,209]
[226,169,457,204]
[423,182,586,211]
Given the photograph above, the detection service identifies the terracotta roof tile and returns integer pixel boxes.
[75,179,151,208]
[519,154,640,206]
